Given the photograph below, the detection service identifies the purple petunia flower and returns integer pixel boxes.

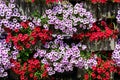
[33,39,97,75]
[112,40,120,67]
[117,10,120,23]
[0,39,19,77]
[43,3,96,35]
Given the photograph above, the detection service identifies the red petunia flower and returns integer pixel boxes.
[42,70,48,78]
[20,22,28,29]
[46,0,61,4]
[97,75,102,79]
[84,73,89,80]
[91,72,96,79]
[31,0,35,3]
[114,0,120,3]
[11,59,49,80]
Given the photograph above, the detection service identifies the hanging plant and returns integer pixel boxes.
[33,39,98,75]
[73,20,118,42]
[5,20,52,62]
[11,58,50,80]
[84,58,116,80]
[40,3,96,35]
[5,21,52,51]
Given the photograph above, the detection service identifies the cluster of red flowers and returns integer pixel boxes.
[6,21,52,50]
[73,21,118,42]
[46,0,62,4]
[11,58,48,80]
[91,0,120,3]
[114,0,120,3]
[84,58,117,80]
[31,0,120,4]
[91,0,107,3]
